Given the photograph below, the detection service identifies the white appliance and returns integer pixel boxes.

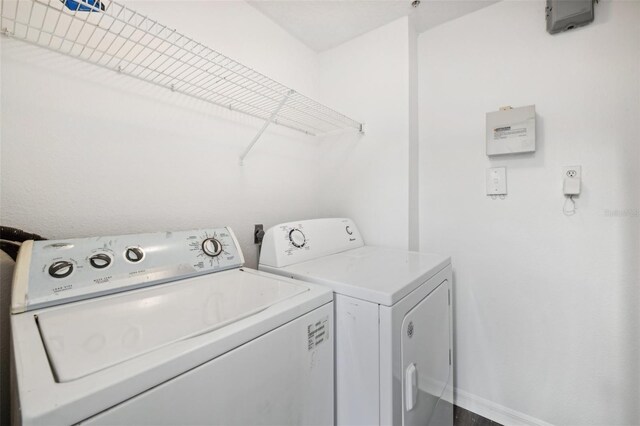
[259,218,453,426]
[10,227,334,425]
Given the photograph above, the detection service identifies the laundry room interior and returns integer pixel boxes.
[0,0,638,424]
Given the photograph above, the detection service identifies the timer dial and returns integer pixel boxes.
[49,260,74,278]
[202,238,223,257]
[89,253,112,269]
[125,247,144,263]
[289,229,306,248]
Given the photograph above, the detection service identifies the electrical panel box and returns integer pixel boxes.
[486,105,536,156]
[546,0,595,34]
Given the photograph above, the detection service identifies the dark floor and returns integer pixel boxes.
[454,405,503,426]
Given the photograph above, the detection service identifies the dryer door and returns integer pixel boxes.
[401,280,451,426]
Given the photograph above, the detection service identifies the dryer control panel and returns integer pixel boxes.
[12,228,244,313]
[259,218,364,268]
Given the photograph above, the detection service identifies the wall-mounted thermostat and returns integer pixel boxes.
[486,105,536,156]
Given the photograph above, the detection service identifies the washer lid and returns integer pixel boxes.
[37,269,307,382]
[266,246,449,306]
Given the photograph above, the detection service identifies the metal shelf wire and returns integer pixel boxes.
[0,0,363,138]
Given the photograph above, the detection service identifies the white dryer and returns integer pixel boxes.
[259,218,453,426]
[10,227,333,425]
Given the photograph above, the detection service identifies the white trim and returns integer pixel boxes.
[11,240,33,314]
[454,388,554,426]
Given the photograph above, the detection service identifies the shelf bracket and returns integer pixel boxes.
[239,90,293,165]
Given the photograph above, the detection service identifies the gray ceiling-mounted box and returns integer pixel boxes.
[546,0,595,34]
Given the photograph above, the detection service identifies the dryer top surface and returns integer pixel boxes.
[264,246,450,306]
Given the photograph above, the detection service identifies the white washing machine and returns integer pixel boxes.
[259,218,453,426]
[10,227,334,425]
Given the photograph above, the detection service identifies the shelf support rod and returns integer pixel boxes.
[239,90,293,165]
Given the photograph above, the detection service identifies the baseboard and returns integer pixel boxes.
[454,388,554,426]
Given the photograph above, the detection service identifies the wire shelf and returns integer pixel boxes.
[0,0,363,136]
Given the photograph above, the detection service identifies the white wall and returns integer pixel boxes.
[418,1,640,424]
[317,17,411,250]
[1,0,326,269]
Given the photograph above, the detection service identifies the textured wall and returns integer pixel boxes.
[418,1,640,424]
[1,1,326,269]
[318,17,411,251]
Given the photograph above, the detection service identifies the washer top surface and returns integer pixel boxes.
[13,268,331,425]
[37,269,307,382]
[264,246,450,306]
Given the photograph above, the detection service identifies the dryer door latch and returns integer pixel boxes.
[405,363,418,411]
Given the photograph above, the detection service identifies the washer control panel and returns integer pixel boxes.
[12,227,244,313]
[259,218,363,268]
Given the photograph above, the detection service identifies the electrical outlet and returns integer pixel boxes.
[254,224,265,244]
[563,165,581,195]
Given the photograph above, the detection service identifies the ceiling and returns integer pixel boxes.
[247,0,498,52]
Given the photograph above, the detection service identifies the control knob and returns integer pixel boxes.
[202,238,223,257]
[89,253,112,269]
[125,247,144,263]
[49,260,74,279]
[289,229,306,248]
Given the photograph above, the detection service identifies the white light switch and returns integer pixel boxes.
[486,167,507,195]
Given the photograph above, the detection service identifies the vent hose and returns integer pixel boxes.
[0,227,47,261]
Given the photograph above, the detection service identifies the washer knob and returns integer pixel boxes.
[202,238,223,257]
[89,253,112,269]
[125,247,144,263]
[49,260,73,278]
[289,229,306,248]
